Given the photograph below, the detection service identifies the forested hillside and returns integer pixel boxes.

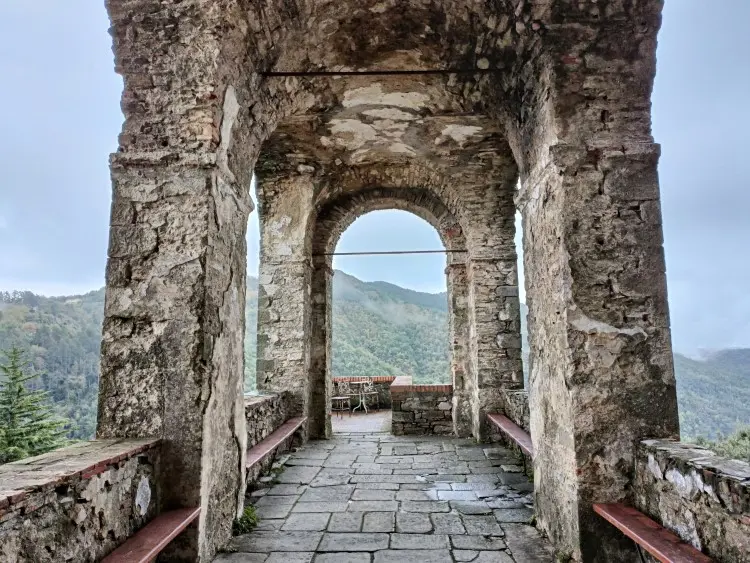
[1,274,748,442]
[0,290,103,439]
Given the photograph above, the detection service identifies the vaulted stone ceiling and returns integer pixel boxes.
[257,73,512,182]
[253,0,531,186]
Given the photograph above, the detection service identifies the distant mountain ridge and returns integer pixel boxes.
[1,275,748,440]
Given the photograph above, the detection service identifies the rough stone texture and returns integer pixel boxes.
[0,439,160,562]
[100,1,681,560]
[390,377,454,436]
[221,433,549,562]
[633,440,750,563]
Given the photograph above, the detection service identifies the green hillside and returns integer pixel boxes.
[1,275,748,443]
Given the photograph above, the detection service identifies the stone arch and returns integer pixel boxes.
[100,1,680,558]
[305,186,471,438]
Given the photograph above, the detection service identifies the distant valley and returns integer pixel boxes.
[1,273,748,441]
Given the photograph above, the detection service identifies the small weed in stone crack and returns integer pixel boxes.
[232,506,259,536]
[555,551,574,563]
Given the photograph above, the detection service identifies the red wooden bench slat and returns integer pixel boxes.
[102,507,200,563]
[487,413,534,457]
[246,416,307,468]
[594,503,714,563]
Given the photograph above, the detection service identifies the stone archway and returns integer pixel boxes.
[307,186,470,439]
[98,2,680,560]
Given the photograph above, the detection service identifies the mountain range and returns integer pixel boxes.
[1,272,748,441]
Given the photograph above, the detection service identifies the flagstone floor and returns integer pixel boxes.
[215,432,554,562]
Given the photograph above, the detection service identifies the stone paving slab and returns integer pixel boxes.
[219,434,552,563]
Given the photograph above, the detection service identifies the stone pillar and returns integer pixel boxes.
[446,262,471,437]
[97,2,256,559]
[255,176,315,421]
[309,258,333,439]
[461,182,524,439]
[467,253,524,439]
[518,5,680,558]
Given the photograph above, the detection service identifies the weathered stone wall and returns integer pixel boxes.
[244,393,293,449]
[510,3,681,560]
[633,440,750,563]
[0,439,160,563]
[390,376,453,435]
[244,393,299,484]
[333,376,396,409]
[500,389,530,433]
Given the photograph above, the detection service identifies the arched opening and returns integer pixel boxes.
[328,210,450,433]
[301,186,470,438]
[244,175,261,394]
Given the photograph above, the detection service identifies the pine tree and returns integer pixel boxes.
[0,348,69,463]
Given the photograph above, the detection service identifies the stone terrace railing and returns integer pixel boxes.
[634,439,750,562]
[0,438,160,562]
[333,376,396,409]
[389,375,453,435]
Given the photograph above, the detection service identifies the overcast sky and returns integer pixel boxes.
[0,1,748,356]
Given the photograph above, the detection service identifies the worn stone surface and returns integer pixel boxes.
[0,439,160,562]
[223,434,547,562]
[633,440,750,563]
[100,1,681,560]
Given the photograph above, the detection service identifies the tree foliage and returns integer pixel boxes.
[696,426,750,463]
[0,273,748,445]
[0,347,69,463]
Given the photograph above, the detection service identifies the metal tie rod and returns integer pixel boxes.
[260,68,502,77]
[314,249,468,256]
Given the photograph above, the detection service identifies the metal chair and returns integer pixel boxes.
[331,380,352,418]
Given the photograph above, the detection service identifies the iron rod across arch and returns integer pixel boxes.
[260,68,502,77]
[313,249,468,256]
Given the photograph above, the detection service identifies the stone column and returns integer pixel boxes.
[308,257,333,439]
[255,174,316,421]
[446,262,471,437]
[461,182,524,439]
[467,252,524,439]
[97,2,257,559]
[518,5,680,559]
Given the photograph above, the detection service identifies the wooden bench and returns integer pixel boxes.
[594,503,714,563]
[102,506,200,563]
[246,416,307,469]
[487,413,534,457]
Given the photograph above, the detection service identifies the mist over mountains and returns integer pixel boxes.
[1,272,748,441]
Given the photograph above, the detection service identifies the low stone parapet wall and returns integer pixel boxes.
[390,376,453,435]
[244,392,294,449]
[0,438,160,563]
[333,376,396,408]
[634,439,750,562]
[244,392,300,484]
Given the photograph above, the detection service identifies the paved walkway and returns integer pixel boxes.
[331,410,392,433]
[216,433,554,562]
